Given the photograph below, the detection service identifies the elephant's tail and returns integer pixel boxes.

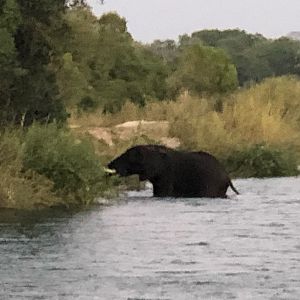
[229,181,239,195]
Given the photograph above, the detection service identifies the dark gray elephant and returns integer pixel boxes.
[107,144,239,198]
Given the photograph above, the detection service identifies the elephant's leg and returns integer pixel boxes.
[151,177,173,197]
[200,181,228,198]
[216,182,230,198]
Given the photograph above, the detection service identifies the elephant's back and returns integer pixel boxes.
[173,151,230,183]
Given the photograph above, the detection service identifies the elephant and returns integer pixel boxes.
[107,144,239,198]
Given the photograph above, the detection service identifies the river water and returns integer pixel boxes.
[0,177,300,299]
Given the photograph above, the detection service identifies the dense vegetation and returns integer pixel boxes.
[1,1,300,208]
[0,125,117,209]
[3,1,300,121]
[151,30,300,86]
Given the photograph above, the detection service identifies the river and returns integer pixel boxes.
[0,177,300,299]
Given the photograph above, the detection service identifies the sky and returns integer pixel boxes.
[88,0,300,43]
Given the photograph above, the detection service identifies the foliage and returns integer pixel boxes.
[179,29,300,86]
[98,11,127,33]
[0,0,69,126]
[0,130,61,209]
[188,29,265,50]
[224,76,300,133]
[166,77,300,156]
[260,38,300,77]
[167,44,238,97]
[0,123,117,209]
[61,9,169,112]
[22,124,114,205]
[178,29,268,85]
[77,95,98,112]
[148,39,178,63]
[223,144,299,178]
[56,52,91,107]
[2,3,300,120]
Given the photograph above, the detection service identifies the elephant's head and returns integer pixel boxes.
[107,145,169,181]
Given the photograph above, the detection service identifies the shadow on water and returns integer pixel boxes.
[0,206,98,241]
[0,207,76,224]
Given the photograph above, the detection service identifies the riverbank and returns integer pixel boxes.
[1,77,300,210]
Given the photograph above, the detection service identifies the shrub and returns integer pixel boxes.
[22,124,114,205]
[0,130,22,167]
[77,96,98,112]
[0,130,60,209]
[223,144,299,178]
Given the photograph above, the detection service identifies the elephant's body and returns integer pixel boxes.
[108,145,239,198]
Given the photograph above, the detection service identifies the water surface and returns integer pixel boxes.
[0,177,300,299]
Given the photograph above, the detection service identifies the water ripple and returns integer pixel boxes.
[0,177,300,299]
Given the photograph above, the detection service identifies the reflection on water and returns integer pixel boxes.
[1,177,300,299]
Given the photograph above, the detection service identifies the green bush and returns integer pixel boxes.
[0,130,61,209]
[0,130,22,167]
[77,96,98,112]
[223,144,299,178]
[22,124,114,205]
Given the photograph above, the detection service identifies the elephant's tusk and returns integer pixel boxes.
[103,167,117,174]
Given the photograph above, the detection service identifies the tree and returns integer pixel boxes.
[63,9,169,112]
[0,0,22,123]
[263,38,300,76]
[180,29,268,85]
[0,0,70,126]
[56,52,91,107]
[168,45,238,97]
[148,39,178,63]
[134,44,169,100]
[98,12,127,33]
[55,7,98,108]
[180,29,300,85]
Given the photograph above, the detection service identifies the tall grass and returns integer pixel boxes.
[166,76,300,157]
